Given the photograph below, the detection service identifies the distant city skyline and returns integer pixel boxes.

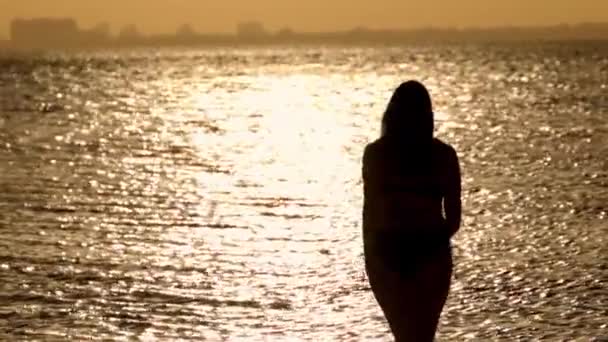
[1,0,608,37]
[4,17,608,50]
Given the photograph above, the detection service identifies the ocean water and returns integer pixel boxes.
[0,43,606,341]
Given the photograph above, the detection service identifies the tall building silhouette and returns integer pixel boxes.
[11,18,79,47]
[10,18,112,48]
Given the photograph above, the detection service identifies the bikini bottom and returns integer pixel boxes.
[368,229,452,277]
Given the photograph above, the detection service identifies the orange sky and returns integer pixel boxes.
[1,0,607,37]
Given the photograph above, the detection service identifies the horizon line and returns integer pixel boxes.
[4,17,608,36]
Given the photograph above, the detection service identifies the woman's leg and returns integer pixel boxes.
[367,251,452,342]
[403,251,453,341]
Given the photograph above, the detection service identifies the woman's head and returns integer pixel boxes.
[381,80,434,142]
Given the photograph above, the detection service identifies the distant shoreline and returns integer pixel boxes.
[3,37,608,51]
[3,22,608,50]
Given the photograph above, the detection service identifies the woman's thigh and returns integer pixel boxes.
[366,252,453,341]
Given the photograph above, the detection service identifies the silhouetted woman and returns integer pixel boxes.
[362,81,461,341]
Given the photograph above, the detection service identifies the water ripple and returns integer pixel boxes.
[1,43,607,341]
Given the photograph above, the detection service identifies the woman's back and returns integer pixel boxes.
[363,137,456,233]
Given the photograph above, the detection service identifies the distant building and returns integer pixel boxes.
[91,22,111,37]
[10,18,80,47]
[237,21,268,39]
[118,24,141,39]
[277,27,295,37]
[9,18,111,48]
[177,24,197,37]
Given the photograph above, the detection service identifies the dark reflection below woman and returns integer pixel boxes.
[362,81,462,341]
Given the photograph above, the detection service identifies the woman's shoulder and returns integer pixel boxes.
[432,138,457,156]
[432,138,459,167]
[363,139,392,170]
[364,137,458,159]
[363,138,385,157]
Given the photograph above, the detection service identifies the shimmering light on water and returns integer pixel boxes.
[0,44,607,341]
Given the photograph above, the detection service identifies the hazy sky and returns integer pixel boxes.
[1,0,607,37]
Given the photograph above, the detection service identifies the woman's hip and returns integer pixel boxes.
[365,228,452,275]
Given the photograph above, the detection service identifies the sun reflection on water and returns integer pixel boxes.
[1,46,606,340]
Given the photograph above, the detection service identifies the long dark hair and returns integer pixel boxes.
[381,80,434,145]
[382,81,434,166]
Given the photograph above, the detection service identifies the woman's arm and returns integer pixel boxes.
[362,143,383,235]
[362,145,373,232]
[444,146,462,237]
